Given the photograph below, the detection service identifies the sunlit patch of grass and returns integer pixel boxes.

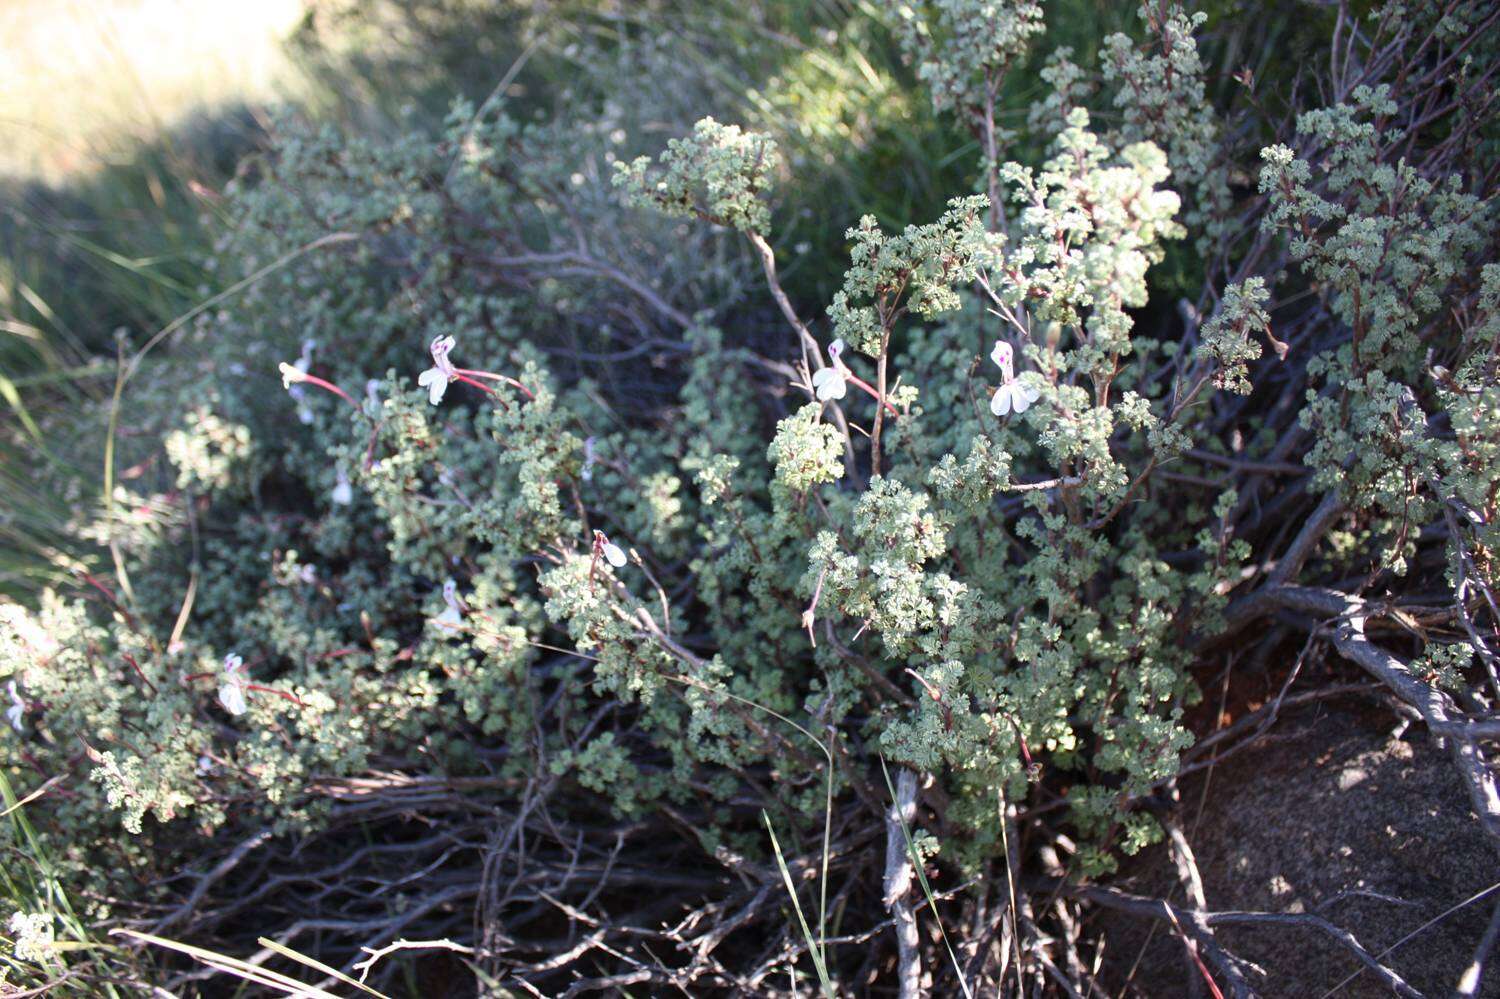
[0,0,312,182]
[0,2,324,599]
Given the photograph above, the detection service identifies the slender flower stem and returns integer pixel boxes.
[121,653,159,696]
[451,373,509,410]
[842,370,900,418]
[300,373,359,408]
[247,684,308,708]
[456,368,534,399]
[801,565,829,647]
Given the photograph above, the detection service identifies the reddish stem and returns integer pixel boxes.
[842,370,900,418]
[300,373,358,408]
[457,368,534,400]
[452,373,509,410]
[247,684,307,708]
[121,653,159,695]
[79,572,134,623]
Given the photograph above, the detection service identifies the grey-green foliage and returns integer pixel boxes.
[0,44,1211,892]
[1260,82,1493,572]
[609,95,1228,872]
[0,32,760,898]
[1101,4,1231,248]
[881,0,1044,119]
[1198,277,1272,395]
[827,196,991,357]
[614,117,781,234]
[2,0,1497,957]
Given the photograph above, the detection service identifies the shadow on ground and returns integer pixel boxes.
[1102,699,1494,997]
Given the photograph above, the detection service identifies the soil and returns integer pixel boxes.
[1097,699,1498,997]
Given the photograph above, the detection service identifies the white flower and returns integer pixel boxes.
[431,579,463,631]
[279,362,308,390]
[417,335,457,405]
[331,467,353,506]
[6,680,24,733]
[297,564,317,584]
[363,378,383,418]
[218,653,249,716]
[279,351,316,420]
[989,339,1040,416]
[990,379,1040,416]
[811,368,847,401]
[281,339,316,396]
[595,531,628,568]
[811,338,848,401]
[990,339,1015,381]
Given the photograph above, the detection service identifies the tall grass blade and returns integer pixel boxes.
[115,929,359,998]
[763,810,836,998]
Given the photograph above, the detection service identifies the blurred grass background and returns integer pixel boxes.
[0,0,311,181]
[0,0,319,599]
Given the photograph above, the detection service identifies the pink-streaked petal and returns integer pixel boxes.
[218,683,248,717]
[812,368,846,401]
[418,368,448,405]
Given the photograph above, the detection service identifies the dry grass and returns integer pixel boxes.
[0,0,311,181]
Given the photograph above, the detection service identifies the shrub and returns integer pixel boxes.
[3,0,1497,994]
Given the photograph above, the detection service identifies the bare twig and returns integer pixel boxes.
[1058,883,1424,999]
[883,768,923,999]
[1454,897,1500,999]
